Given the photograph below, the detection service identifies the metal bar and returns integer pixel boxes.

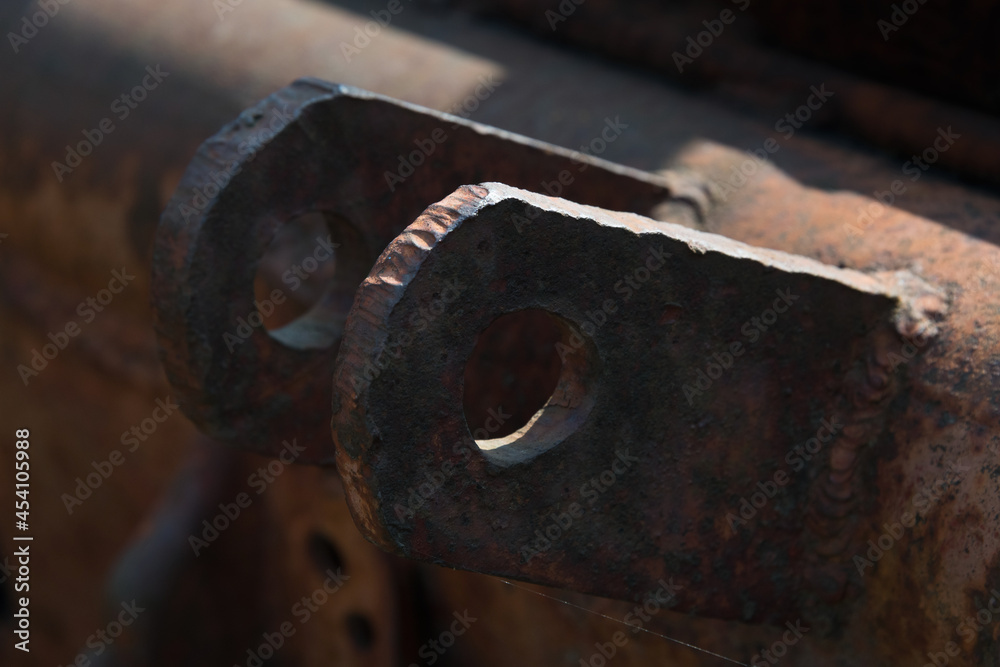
[153,80,695,463]
[332,181,944,627]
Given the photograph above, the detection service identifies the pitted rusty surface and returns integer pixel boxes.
[331,182,947,631]
[152,80,689,463]
[147,75,1000,664]
[13,0,1000,662]
[668,143,1000,663]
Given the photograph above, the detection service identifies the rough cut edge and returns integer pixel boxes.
[332,185,490,551]
[477,182,949,335]
[332,181,951,552]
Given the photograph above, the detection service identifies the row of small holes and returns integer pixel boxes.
[307,532,375,652]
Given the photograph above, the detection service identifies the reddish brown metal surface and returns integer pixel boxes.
[9,0,1000,664]
[152,80,693,464]
[326,156,1000,664]
[0,1,523,661]
[329,181,948,653]
[147,67,1000,663]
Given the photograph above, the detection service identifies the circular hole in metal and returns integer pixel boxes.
[254,211,372,350]
[345,613,375,651]
[463,309,597,466]
[306,532,345,576]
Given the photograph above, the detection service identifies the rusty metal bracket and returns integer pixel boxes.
[151,80,1000,665]
[331,182,944,628]
[152,79,699,464]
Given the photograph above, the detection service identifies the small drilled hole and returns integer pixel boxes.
[254,211,372,350]
[463,309,597,466]
[307,532,345,575]
[346,613,375,651]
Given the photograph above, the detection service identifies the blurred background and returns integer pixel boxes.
[1,0,999,665]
